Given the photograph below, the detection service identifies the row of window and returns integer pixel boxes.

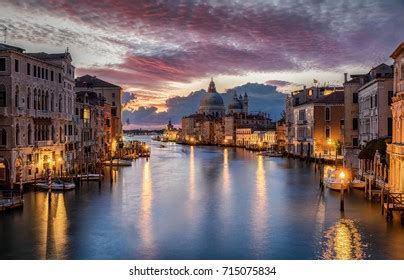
[0,57,63,84]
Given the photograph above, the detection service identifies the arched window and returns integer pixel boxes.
[45,91,49,111]
[27,88,31,109]
[59,95,62,113]
[28,124,32,144]
[59,126,63,142]
[325,107,330,121]
[51,92,54,112]
[15,85,19,108]
[325,126,331,139]
[41,90,45,110]
[16,124,20,145]
[0,129,6,146]
[33,89,37,110]
[0,84,6,107]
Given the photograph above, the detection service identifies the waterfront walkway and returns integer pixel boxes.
[0,191,23,212]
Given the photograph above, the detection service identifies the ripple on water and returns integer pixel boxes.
[321,219,368,260]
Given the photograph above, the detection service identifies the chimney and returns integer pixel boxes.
[344,73,348,83]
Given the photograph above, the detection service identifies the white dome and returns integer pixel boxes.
[198,79,225,116]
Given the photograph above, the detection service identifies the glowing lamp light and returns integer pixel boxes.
[339,170,345,179]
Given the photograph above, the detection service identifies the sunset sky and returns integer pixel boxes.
[1,0,403,128]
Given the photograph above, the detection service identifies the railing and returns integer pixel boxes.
[386,193,404,209]
[35,140,54,147]
[0,107,8,116]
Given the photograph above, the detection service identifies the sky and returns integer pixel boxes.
[1,0,403,128]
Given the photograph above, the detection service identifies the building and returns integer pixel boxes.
[286,85,343,157]
[0,43,76,187]
[358,64,393,146]
[75,91,106,172]
[387,42,404,193]
[275,121,286,152]
[161,120,180,142]
[75,75,123,154]
[343,72,367,169]
[181,79,273,146]
[287,87,344,159]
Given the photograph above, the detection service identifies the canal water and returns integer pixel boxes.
[1,136,404,260]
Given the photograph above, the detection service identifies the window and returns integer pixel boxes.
[16,124,20,146]
[0,84,6,107]
[111,107,117,116]
[325,126,331,139]
[112,101,116,106]
[58,73,62,83]
[0,58,5,71]
[370,96,373,108]
[388,117,392,137]
[51,71,54,81]
[27,88,31,109]
[388,91,393,106]
[34,65,37,77]
[0,129,6,146]
[353,92,358,103]
[27,63,31,75]
[15,85,19,108]
[325,107,330,121]
[374,94,378,107]
[41,68,44,79]
[352,138,358,147]
[14,59,19,72]
[45,69,48,80]
[112,93,115,98]
[352,118,358,130]
[28,124,32,145]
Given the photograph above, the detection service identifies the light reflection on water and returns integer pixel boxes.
[321,219,366,260]
[1,136,404,259]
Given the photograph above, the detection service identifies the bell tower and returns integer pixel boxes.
[243,92,249,114]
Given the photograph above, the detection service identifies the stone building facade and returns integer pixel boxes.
[0,43,76,187]
[75,75,123,154]
[388,42,404,193]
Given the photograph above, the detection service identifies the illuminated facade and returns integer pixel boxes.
[181,79,273,145]
[0,43,76,187]
[387,42,404,193]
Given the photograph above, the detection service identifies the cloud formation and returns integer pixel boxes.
[123,82,286,129]
[2,0,404,92]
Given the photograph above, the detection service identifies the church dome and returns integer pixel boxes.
[198,79,225,116]
[200,92,225,108]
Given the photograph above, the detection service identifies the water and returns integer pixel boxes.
[1,136,404,260]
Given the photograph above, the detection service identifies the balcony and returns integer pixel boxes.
[0,107,9,116]
[35,140,54,147]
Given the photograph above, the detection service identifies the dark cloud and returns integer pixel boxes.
[2,0,404,90]
[123,82,286,128]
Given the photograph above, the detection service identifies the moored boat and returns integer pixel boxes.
[103,159,133,166]
[324,169,349,191]
[76,174,104,181]
[350,178,366,189]
[34,180,75,191]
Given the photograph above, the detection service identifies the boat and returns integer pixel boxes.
[76,174,104,181]
[103,159,132,166]
[159,144,167,148]
[267,151,283,157]
[350,178,366,189]
[324,169,349,191]
[34,180,75,191]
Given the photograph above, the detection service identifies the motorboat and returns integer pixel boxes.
[34,180,75,191]
[103,159,132,166]
[76,174,104,181]
[324,169,349,191]
[350,178,366,189]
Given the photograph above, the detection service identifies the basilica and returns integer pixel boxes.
[181,79,274,145]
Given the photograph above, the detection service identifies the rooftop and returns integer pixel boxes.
[26,52,70,60]
[390,42,404,59]
[76,75,121,89]
[0,43,25,53]
[313,91,344,105]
